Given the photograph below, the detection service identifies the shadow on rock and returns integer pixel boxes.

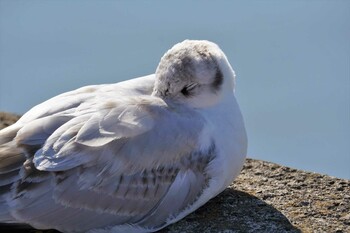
[161,188,301,232]
[0,224,58,233]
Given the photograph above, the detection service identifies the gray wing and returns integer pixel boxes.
[0,80,215,232]
[17,74,155,125]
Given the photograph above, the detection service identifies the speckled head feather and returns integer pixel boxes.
[153,40,235,108]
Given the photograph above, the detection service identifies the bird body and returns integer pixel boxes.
[0,40,247,232]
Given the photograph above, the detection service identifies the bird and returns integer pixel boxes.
[0,40,247,233]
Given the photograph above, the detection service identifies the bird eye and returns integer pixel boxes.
[181,87,190,96]
[181,83,197,97]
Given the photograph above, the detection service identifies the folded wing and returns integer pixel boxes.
[1,82,215,232]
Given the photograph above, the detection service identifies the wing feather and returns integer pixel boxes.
[33,96,204,173]
[16,115,74,146]
[1,75,217,231]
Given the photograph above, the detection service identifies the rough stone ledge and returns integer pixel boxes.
[0,112,349,232]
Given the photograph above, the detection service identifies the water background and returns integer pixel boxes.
[1,1,349,179]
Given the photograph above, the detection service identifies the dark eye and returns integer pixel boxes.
[181,87,190,96]
[181,83,197,97]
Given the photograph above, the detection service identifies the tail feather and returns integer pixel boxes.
[0,143,26,174]
[0,124,21,145]
[0,124,25,223]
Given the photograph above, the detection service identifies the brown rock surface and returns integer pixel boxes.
[0,112,349,232]
[0,112,20,130]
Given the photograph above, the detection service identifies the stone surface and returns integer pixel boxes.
[162,159,349,233]
[0,112,20,129]
[0,112,349,232]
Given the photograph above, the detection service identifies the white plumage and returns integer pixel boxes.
[0,40,247,232]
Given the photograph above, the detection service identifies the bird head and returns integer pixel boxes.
[152,40,236,109]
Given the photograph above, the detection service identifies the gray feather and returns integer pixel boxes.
[0,74,218,232]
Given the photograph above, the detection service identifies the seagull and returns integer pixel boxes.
[0,40,247,233]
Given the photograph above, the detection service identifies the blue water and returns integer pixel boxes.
[0,1,349,179]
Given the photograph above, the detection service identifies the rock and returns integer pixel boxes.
[0,112,20,130]
[0,112,349,232]
[228,159,349,233]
